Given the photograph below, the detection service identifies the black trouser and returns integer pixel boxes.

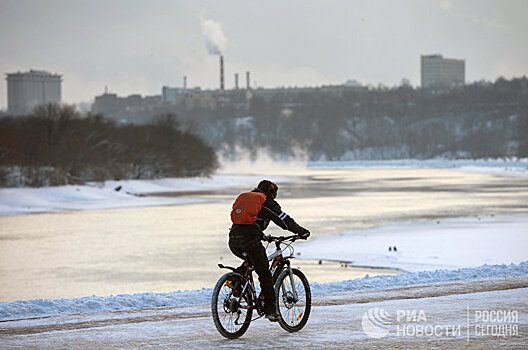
[229,236,276,314]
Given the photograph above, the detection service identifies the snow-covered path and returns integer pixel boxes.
[1,277,526,349]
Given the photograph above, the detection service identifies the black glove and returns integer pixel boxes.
[299,228,310,240]
[263,234,273,243]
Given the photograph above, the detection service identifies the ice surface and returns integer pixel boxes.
[296,214,528,272]
[308,158,528,178]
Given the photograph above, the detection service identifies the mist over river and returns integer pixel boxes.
[1,168,527,301]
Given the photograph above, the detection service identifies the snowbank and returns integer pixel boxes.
[99,174,299,194]
[296,215,528,272]
[0,261,526,322]
[308,158,528,178]
[309,261,528,296]
[0,174,300,216]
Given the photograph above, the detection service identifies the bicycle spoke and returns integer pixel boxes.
[214,277,251,333]
[277,272,309,327]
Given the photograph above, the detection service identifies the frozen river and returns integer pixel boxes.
[1,168,527,301]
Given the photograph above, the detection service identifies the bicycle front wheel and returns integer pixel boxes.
[274,268,311,332]
[211,272,253,339]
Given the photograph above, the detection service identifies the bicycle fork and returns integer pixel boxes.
[281,261,299,302]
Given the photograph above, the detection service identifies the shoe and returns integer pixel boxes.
[265,312,280,322]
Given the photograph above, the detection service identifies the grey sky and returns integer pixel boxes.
[1,0,527,109]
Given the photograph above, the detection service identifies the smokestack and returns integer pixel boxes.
[183,76,187,90]
[220,55,224,91]
[246,71,250,90]
[235,73,239,90]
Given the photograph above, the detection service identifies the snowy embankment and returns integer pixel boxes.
[308,158,528,178]
[0,261,526,322]
[296,214,528,272]
[1,158,526,216]
[0,174,300,216]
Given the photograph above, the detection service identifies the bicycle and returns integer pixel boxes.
[211,234,311,339]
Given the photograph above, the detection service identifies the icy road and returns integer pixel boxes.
[1,277,526,349]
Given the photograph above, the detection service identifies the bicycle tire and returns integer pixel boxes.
[211,272,253,339]
[274,268,311,332]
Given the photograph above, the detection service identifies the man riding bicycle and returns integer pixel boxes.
[229,180,310,322]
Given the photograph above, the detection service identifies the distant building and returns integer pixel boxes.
[162,86,187,104]
[92,80,369,122]
[6,69,62,115]
[421,55,465,88]
[91,92,119,115]
[91,90,163,123]
[162,86,219,109]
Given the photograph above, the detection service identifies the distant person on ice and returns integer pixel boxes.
[228,180,310,321]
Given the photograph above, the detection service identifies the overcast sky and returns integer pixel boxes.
[1,0,527,109]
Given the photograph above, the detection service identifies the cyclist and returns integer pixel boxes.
[229,180,310,322]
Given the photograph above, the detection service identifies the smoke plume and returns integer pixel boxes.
[200,17,226,55]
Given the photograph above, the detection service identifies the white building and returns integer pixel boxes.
[421,55,465,88]
[6,69,62,115]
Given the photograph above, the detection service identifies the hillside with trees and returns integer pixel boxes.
[187,77,528,160]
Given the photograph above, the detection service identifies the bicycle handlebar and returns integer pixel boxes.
[265,234,299,243]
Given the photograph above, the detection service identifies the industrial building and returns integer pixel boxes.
[91,53,365,121]
[421,55,465,88]
[91,90,162,123]
[6,69,62,115]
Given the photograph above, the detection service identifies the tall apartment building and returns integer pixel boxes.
[421,55,465,88]
[6,69,62,115]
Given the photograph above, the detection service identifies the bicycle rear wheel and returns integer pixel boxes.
[274,268,311,332]
[211,272,253,339]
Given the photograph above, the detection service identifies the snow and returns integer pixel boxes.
[1,286,526,348]
[1,161,527,323]
[308,158,528,178]
[1,261,526,322]
[1,158,526,215]
[0,184,205,215]
[99,174,297,194]
[309,261,528,296]
[296,214,528,272]
[0,174,300,216]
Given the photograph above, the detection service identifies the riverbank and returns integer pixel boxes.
[1,158,526,216]
[0,174,302,216]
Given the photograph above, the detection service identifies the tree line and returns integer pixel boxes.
[0,105,218,187]
[188,77,528,160]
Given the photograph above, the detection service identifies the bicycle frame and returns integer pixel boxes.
[233,235,300,320]
[268,238,299,301]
